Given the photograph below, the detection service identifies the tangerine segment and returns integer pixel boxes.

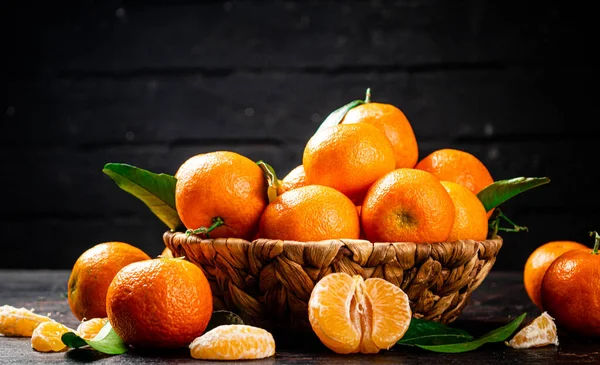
[308,272,412,354]
[76,317,109,340]
[506,312,558,349]
[31,321,74,352]
[365,278,412,350]
[308,273,361,354]
[0,305,54,337]
[189,325,275,360]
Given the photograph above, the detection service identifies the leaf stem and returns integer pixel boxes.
[186,217,224,238]
[498,211,528,233]
[589,231,600,255]
[488,209,501,238]
[364,88,372,103]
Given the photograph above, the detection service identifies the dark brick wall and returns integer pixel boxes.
[2,0,599,270]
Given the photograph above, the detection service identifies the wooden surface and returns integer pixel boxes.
[1,270,599,364]
[3,0,600,270]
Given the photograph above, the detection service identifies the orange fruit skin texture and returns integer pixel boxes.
[361,168,455,243]
[175,151,267,240]
[308,273,412,354]
[303,124,395,202]
[190,325,276,360]
[523,241,587,310]
[259,185,360,241]
[160,246,174,258]
[342,102,419,169]
[68,242,151,321]
[415,148,494,195]
[540,248,600,337]
[106,258,213,349]
[278,165,308,195]
[440,181,488,241]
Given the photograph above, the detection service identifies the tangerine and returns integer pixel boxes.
[540,232,600,337]
[175,151,267,240]
[415,148,494,195]
[259,185,360,241]
[278,165,308,195]
[68,242,151,321]
[361,169,455,243]
[76,317,109,340]
[342,101,418,168]
[160,247,174,258]
[31,321,73,352]
[523,240,587,310]
[303,123,395,201]
[0,305,54,337]
[106,258,213,348]
[189,325,275,360]
[506,312,558,349]
[441,181,488,241]
[308,272,411,354]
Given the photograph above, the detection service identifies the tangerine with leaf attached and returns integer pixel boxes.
[303,123,395,202]
[540,232,600,337]
[175,151,268,240]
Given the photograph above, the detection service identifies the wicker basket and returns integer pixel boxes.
[163,231,502,332]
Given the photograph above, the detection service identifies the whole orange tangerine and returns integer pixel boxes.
[342,102,418,168]
[523,240,587,310]
[68,242,151,321]
[259,185,360,241]
[415,148,493,195]
[106,258,213,348]
[278,165,308,195]
[361,168,455,243]
[540,232,600,337]
[441,181,488,241]
[303,124,395,201]
[175,151,267,240]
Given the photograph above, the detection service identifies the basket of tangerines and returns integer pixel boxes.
[104,88,549,334]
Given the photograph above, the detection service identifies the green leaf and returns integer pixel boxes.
[257,160,280,203]
[477,177,550,212]
[103,163,183,230]
[414,313,527,353]
[61,322,128,355]
[398,318,474,346]
[315,99,364,133]
[205,310,245,332]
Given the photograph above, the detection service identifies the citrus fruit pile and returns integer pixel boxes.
[2,89,574,360]
[175,90,493,245]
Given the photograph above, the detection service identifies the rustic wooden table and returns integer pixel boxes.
[0,270,598,364]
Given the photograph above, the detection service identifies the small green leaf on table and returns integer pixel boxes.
[413,313,527,353]
[62,322,128,355]
[205,310,245,332]
[477,177,550,213]
[398,318,474,346]
[103,163,183,231]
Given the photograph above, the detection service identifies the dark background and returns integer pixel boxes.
[2,0,599,270]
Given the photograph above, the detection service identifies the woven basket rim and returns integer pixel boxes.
[164,230,502,246]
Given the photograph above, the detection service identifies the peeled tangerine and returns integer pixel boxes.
[506,312,559,349]
[31,321,74,352]
[76,317,109,340]
[190,325,275,360]
[308,272,412,354]
[0,305,54,337]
